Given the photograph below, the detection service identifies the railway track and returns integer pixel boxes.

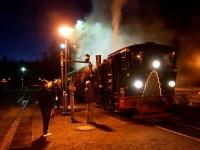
[0,95,31,150]
[155,117,200,142]
[100,107,200,142]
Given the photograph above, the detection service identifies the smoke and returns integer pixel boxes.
[71,0,113,69]
[70,0,200,87]
[72,0,177,70]
[111,0,128,49]
[177,19,200,87]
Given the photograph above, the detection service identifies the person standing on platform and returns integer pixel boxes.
[36,80,54,137]
[85,80,96,124]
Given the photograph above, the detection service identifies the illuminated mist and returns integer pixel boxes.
[71,0,176,69]
[177,33,200,87]
[70,0,113,68]
[111,0,128,49]
[70,0,200,87]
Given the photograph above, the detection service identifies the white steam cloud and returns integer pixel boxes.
[70,0,176,69]
[112,0,128,49]
[67,0,200,87]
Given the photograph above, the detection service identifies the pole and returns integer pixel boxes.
[60,50,68,114]
[60,50,64,89]
[69,78,76,121]
[62,39,69,114]
[21,71,24,89]
[89,62,92,75]
[21,78,24,89]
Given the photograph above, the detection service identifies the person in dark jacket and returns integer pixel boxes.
[85,80,96,123]
[36,80,53,137]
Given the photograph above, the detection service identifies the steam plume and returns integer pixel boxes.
[72,0,176,69]
[71,0,200,87]
[111,0,128,49]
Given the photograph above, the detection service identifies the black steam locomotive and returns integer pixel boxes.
[73,42,177,119]
[94,42,177,118]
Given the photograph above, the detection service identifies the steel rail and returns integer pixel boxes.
[0,96,30,150]
[155,125,200,142]
[155,118,200,142]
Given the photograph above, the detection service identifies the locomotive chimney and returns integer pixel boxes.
[96,55,101,67]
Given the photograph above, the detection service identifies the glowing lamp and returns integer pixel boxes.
[152,60,160,69]
[21,67,26,72]
[168,80,175,87]
[60,43,65,49]
[137,54,141,58]
[133,80,143,89]
[58,26,73,38]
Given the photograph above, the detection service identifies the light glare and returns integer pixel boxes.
[21,67,26,72]
[58,26,73,38]
[133,80,143,89]
[75,20,84,29]
[152,60,160,69]
[60,43,65,49]
[168,80,175,87]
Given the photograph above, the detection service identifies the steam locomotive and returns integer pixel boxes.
[75,42,177,119]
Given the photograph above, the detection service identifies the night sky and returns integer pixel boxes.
[0,0,92,61]
[0,0,200,65]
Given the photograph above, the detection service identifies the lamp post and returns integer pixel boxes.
[20,67,26,89]
[60,43,65,89]
[58,26,73,114]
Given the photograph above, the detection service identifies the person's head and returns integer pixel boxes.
[41,80,49,89]
[85,80,91,87]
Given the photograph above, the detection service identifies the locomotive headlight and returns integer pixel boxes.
[152,60,160,69]
[168,80,175,88]
[133,80,143,89]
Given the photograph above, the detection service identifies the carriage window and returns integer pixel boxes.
[136,51,143,63]
[130,51,143,67]
[121,51,127,70]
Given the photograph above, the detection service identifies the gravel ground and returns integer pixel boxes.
[32,104,200,150]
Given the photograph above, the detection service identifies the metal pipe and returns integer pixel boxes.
[60,50,64,89]
[63,39,69,113]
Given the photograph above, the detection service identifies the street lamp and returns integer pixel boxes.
[60,43,65,49]
[58,26,73,39]
[58,25,73,115]
[20,67,26,89]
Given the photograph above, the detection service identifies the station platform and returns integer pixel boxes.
[8,102,200,150]
[9,103,128,150]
